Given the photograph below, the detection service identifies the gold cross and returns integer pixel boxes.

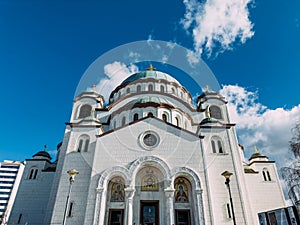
[146,64,156,71]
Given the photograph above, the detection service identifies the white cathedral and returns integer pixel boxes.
[8,65,297,225]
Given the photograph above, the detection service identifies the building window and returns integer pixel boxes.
[122,116,126,126]
[171,88,175,94]
[126,88,130,94]
[175,117,180,126]
[211,137,224,153]
[148,84,153,91]
[263,168,271,181]
[137,85,141,93]
[29,168,38,180]
[211,140,216,153]
[78,104,92,119]
[133,113,139,121]
[210,105,223,120]
[162,114,168,122]
[148,112,153,117]
[160,85,164,93]
[77,135,90,152]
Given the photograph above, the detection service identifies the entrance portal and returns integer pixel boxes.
[140,201,159,225]
[175,209,191,225]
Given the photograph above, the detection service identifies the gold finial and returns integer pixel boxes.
[254,145,259,153]
[205,85,209,92]
[146,64,156,71]
[43,145,47,151]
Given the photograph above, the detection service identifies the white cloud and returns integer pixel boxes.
[181,0,255,57]
[93,61,139,101]
[220,85,300,169]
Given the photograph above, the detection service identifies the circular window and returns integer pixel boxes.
[139,131,160,149]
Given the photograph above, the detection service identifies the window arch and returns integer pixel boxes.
[148,112,153,117]
[210,105,223,120]
[137,85,141,93]
[262,168,271,181]
[148,84,153,91]
[211,136,224,153]
[28,167,38,180]
[133,113,139,121]
[78,104,92,119]
[160,85,165,93]
[162,114,168,122]
[171,88,175,94]
[121,116,126,126]
[77,135,90,152]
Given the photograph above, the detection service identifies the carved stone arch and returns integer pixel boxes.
[128,156,171,187]
[97,166,130,189]
[171,167,202,190]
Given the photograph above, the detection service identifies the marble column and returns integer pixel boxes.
[94,187,105,225]
[164,187,175,225]
[195,188,205,225]
[124,187,135,225]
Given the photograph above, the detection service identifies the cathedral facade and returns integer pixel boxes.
[8,67,295,225]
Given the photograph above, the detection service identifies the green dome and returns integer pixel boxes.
[121,70,180,85]
[128,96,174,106]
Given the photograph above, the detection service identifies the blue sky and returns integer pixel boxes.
[0,0,299,170]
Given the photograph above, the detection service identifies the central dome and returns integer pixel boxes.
[121,70,181,85]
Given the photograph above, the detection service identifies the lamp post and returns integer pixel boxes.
[62,169,79,225]
[221,171,237,225]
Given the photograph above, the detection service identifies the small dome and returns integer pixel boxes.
[249,151,267,161]
[33,151,52,160]
[121,70,181,85]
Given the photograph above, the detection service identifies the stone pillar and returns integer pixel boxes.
[124,187,135,225]
[94,187,105,225]
[164,187,175,225]
[195,188,205,225]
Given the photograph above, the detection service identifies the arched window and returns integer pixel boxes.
[78,104,92,119]
[162,114,168,122]
[137,85,141,93]
[211,140,216,153]
[175,117,180,126]
[211,137,224,153]
[133,113,139,121]
[171,88,175,94]
[77,135,90,152]
[148,84,153,91]
[160,85,164,93]
[180,92,183,99]
[113,120,116,129]
[122,116,126,126]
[210,105,223,120]
[126,88,130,94]
[148,112,153,117]
[28,168,38,180]
[263,168,271,181]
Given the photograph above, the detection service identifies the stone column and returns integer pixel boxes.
[164,187,175,225]
[94,187,105,225]
[124,187,135,225]
[195,188,205,225]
